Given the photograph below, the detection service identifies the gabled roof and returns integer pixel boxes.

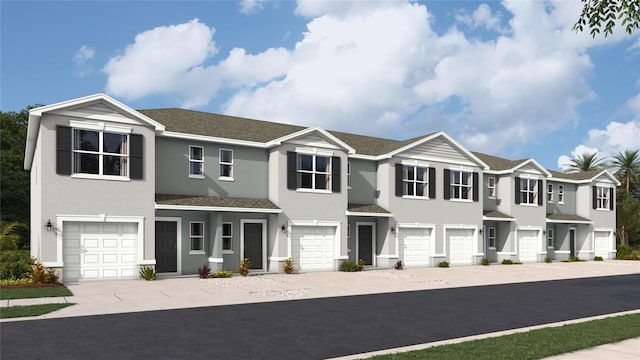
[548,169,620,185]
[473,152,551,176]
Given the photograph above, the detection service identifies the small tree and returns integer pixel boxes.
[574,0,640,37]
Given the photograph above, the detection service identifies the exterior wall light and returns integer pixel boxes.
[281,225,288,233]
[45,219,53,231]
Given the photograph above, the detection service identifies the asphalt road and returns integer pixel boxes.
[2,274,639,360]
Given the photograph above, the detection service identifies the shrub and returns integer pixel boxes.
[30,261,60,284]
[616,244,632,259]
[502,259,513,265]
[197,264,211,279]
[544,256,552,263]
[210,270,233,278]
[357,259,365,271]
[0,278,34,287]
[339,261,358,272]
[0,250,33,280]
[481,257,489,266]
[593,256,604,261]
[139,266,157,281]
[438,261,449,268]
[631,251,639,260]
[238,258,251,276]
[394,260,404,270]
[283,258,295,274]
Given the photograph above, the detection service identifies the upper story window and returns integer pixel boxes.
[219,149,233,180]
[189,221,204,254]
[593,186,613,210]
[222,222,232,253]
[516,177,542,206]
[347,162,352,188]
[189,146,204,178]
[286,151,341,193]
[488,227,496,249]
[487,177,496,198]
[403,166,430,197]
[547,183,554,203]
[450,170,473,200]
[547,229,554,248]
[558,185,565,203]
[72,129,129,177]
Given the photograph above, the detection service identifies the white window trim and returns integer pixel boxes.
[189,221,205,255]
[547,229,554,248]
[72,128,130,179]
[488,227,496,250]
[189,145,205,179]
[219,148,234,181]
[222,222,233,254]
[347,162,352,189]
[558,185,565,204]
[297,153,332,191]
[449,170,473,201]
[402,165,430,199]
[547,183,554,203]
[595,186,611,211]
[520,178,538,205]
[487,177,496,199]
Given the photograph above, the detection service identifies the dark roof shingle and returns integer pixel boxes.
[156,194,280,210]
[347,203,391,214]
[546,213,592,222]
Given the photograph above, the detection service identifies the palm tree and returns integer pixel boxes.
[565,152,605,173]
[610,149,640,195]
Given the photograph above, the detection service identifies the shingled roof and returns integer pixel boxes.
[156,194,280,211]
[472,152,528,171]
[547,169,604,181]
[546,213,592,223]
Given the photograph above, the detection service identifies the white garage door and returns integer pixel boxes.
[63,222,138,282]
[447,229,474,266]
[518,230,539,263]
[400,228,431,267]
[594,231,611,259]
[291,226,336,272]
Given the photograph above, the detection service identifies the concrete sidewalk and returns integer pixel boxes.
[1,260,639,359]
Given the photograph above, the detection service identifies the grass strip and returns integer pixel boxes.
[0,303,75,319]
[0,286,73,300]
[370,313,640,360]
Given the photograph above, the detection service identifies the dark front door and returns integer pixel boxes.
[569,228,576,257]
[358,225,374,266]
[244,222,263,270]
[155,221,177,273]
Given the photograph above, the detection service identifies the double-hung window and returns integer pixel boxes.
[219,149,233,179]
[558,185,565,203]
[547,229,554,248]
[487,177,496,198]
[547,184,554,203]
[450,170,473,200]
[594,186,611,210]
[519,178,538,205]
[488,227,496,249]
[189,222,204,253]
[189,146,204,178]
[403,166,430,197]
[72,129,129,177]
[347,162,352,188]
[222,222,233,253]
[297,154,332,190]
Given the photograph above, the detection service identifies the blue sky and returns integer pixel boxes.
[2,0,639,170]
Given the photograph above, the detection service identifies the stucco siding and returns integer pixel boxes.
[348,158,377,205]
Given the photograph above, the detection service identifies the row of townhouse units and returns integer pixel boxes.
[24,94,620,283]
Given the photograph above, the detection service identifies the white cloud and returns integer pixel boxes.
[73,45,95,77]
[455,3,505,33]
[239,0,266,14]
[294,0,405,18]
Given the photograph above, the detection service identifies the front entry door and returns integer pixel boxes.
[243,222,263,270]
[569,228,576,257]
[155,221,177,273]
[358,224,374,266]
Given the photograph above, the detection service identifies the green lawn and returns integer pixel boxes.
[369,313,640,360]
[0,303,74,319]
[0,286,73,300]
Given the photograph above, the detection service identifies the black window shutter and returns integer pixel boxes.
[332,156,341,193]
[592,186,597,209]
[56,126,72,175]
[287,152,297,190]
[395,164,403,197]
[443,169,451,200]
[515,177,521,204]
[610,188,614,210]
[537,180,543,206]
[130,134,143,180]
[473,172,479,202]
[428,167,436,199]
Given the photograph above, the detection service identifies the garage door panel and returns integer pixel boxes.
[448,229,473,266]
[518,230,538,263]
[103,238,118,248]
[292,226,335,272]
[594,232,610,258]
[401,228,431,267]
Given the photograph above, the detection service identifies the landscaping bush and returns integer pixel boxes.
[545,256,552,263]
[481,257,489,266]
[357,259,365,271]
[139,266,157,281]
[593,256,604,261]
[0,250,33,280]
[562,256,585,262]
[30,261,60,284]
[438,261,449,268]
[394,260,404,270]
[501,259,513,265]
[197,264,211,279]
[283,258,295,274]
[631,251,639,260]
[238,258,251,276]
[339,261,358,272]
[210,270,233,278]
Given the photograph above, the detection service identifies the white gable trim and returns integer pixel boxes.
[267,127,356,154]
[512,159,552,177]
[549,170,620,186]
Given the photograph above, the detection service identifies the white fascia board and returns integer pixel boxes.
[345,211,393,217]
[267,126,356,154]
[24,113,41,170]
[547,177,589,184]
[348,153,378,160]
[484,169,513,175]
[512,158,552,177]
[545,218,594,224]
[482,216,516,222]
[592,170,622,186]
[383,131,489,169]
[548,170,621,186]
[155,203,282,214]
[160,131,267,148]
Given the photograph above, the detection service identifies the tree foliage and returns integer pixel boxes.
[610,149,640,195]
[574,0,640,37]
[565,152,605,172]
